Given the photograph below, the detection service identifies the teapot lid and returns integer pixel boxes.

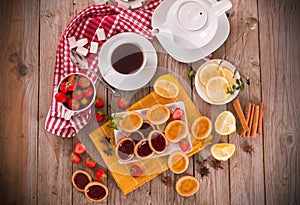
[177,1,208,31]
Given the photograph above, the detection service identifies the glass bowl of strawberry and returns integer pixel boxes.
[55,73,96,120]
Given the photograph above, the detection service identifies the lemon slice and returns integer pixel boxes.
[223,67,237,87]
[198,62,225,86]
[191,116,212,140]
[175,176,199,197]
[154,79,179,98]
[211,143,236,161]
[205,76,230,103]
[214,111,236,135]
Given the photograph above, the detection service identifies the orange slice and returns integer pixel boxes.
[175,176,199,197]
[191,116,212,140]
[211,143,236,161]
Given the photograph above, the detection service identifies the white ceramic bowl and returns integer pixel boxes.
[195,59,240,105]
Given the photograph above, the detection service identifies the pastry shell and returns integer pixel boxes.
[71,170,92,192]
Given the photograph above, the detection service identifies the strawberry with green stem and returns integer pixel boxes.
[85,157,97,168]
[95,169,107,183]
[70,152,82,164]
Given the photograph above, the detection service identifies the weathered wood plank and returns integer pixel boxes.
[223,0,266,204]
[258,0,300,204]
[38,0,74,204]
[0,0,39,204]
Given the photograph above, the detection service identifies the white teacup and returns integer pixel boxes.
[55,72,96,120]
[103,38,147,78]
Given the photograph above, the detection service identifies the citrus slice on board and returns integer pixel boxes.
[223,67,237,87]
[191,116,212,140]
[198,62,225,86]
[175,176,199,197]
[211,143,236,161]
[205,76,230,103]
[214,111,236,135]
[154,79,179,98]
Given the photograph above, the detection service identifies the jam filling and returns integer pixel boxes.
[117,139,134,160]
[137,141,153,157]
[139,122,154,137]
[74,173,90,190]
[128,132,143,144]
[151,132,166,152]
[86,185,106,200]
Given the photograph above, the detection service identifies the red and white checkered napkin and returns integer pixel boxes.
[45,0,161,138]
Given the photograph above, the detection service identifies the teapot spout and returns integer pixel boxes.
[151,27,174,41]
[212,0,232,17]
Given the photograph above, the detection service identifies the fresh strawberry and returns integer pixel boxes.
[68,99,80,110]
[74,142,86,155]
[55,92,66,103]
[95,169,107,183]
[117,97,129,109]
[94,97,104,108]
[60,82,68,93]
[78,76,91,89]
[67,80,77,91]
[70,152,82,164]
[80,97,90,107]
[85,157,97,168]
[95,111,105,122]
[68,74,78,82]
[172,107,184,120]
[130,165,143,178]
[83,87,94,98]
[72,90,83,100]
[179,139,191,152]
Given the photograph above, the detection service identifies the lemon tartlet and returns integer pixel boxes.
[118,112,143,132]
[146,104,170,125]
[165,120,188,143]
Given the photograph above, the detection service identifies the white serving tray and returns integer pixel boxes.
[112,101,192,164]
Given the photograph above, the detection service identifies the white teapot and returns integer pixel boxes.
[152,0,232,49]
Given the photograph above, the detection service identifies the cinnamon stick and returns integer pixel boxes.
[232,99,249,133]
[250,105,260,138]
[246,104,255,137]
[257,103,264,134]
[240,102,252,136]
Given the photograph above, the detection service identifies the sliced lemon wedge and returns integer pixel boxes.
[211,143,236,161]
[198,62,225,86]
[205,76,230,103]
[153,79,179,99]
[214,111,236,135]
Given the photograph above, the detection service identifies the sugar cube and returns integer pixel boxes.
[96,28,106,41]
[68,36,77,49]
[76,38,88,47]
[130,0,143,9]
[76,46,89,56]
[90,42,99,54]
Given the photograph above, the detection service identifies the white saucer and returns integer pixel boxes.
[195,59,240,105]
[151,0,230,63]
[98,32,157,91]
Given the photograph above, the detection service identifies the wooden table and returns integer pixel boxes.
[0,0,299,204]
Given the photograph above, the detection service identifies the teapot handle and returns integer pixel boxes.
[212,0,232,17]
